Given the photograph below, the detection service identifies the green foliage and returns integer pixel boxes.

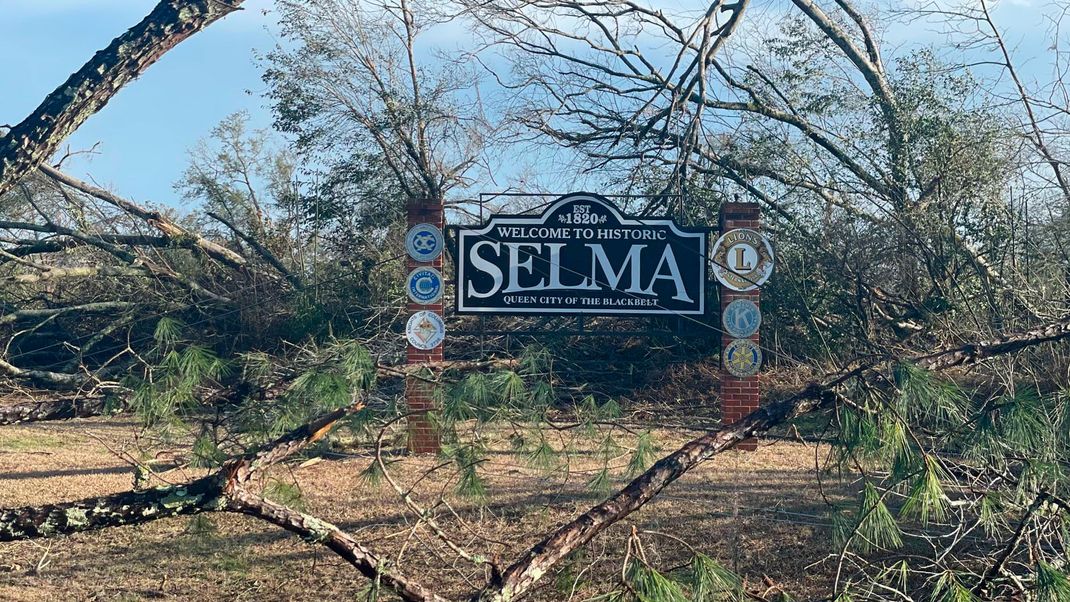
[931,571,975,602]
[127,320,231,433]
[894,364,965,428]
[626,431,658,478]
[439,382,478,424]
[239,351,275,384]
[688,554,743,601]
[190,433,226,468]
[264,479,305,510]
[1036,561,1070,602]
[359,459,385,489]
[153,316,183,347]
[853,482,902,553]
[230,339,375,443]
[586,466,612,494]
[600,398,622,420]
[519,343,552,375]
[977,493,1005,537]
[625,561,689,602]
[999,389,1051,456]
[448,443,488,500]
[461,373,494,412]
[524,432,560,473]
[836,406,880,462]
[899,456,950,525]
[493,370,528,405]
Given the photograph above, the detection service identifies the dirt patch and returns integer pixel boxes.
[0,417,851,601]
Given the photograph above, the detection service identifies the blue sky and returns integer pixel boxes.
[0,0,1059,210]
[1,0,277,207]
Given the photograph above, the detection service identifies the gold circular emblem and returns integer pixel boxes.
[723,338,762,378]
[711,229,774,291]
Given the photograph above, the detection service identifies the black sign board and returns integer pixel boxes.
[455,193,706,315]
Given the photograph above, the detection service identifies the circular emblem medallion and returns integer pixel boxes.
[406,267,444,304]
[722,299,762,338]
[405,223,444,262]
[711,229,774,291]
[406,310,445,350]
[723,338,762,378]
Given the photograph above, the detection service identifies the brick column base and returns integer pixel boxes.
[719,202,761,452]
[405,199,444,454]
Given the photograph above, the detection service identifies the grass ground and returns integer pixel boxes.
[0,414,850,601]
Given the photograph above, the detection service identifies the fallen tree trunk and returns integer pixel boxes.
[0,402,356,541]
[41,166,247,269]
[3,317,1068,601]
[475,316,1070,601]
[0,473,226,540]
[475,383,851,602]
[0,395,108,426]
[227,487,448,602]
[0,398,444,602]
[0,358,87,389]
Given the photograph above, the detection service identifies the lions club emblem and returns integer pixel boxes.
[711,229,774,292]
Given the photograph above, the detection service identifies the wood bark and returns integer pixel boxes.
[0,302,135,326]
[227,486,448,602]
[0,0,245,198]
[0,399,450,600]
[475,384,847,602]
[206,210,301,289]
[0,358,86,389]
[0,401,361,541]
[0,395,108,426]
[0,474,227,541]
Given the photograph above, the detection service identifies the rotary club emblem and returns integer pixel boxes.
[723,338,762,378]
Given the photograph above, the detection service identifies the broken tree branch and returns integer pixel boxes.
[0,0,246,198]
[40,165,247,269]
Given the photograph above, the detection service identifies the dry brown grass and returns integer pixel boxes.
[0,416,849,601]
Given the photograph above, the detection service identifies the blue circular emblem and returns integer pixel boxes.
[722,299,761,338]
[407,267,443,304]
[406,223,443,262]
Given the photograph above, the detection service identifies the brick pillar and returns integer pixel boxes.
[406,199,443,454]
[719,202,761,451]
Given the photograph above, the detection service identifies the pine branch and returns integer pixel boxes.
[475,315,1070,601]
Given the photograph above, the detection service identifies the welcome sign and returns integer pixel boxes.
[455,193,706,315]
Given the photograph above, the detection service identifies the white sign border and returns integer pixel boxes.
[455,193,707,315]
